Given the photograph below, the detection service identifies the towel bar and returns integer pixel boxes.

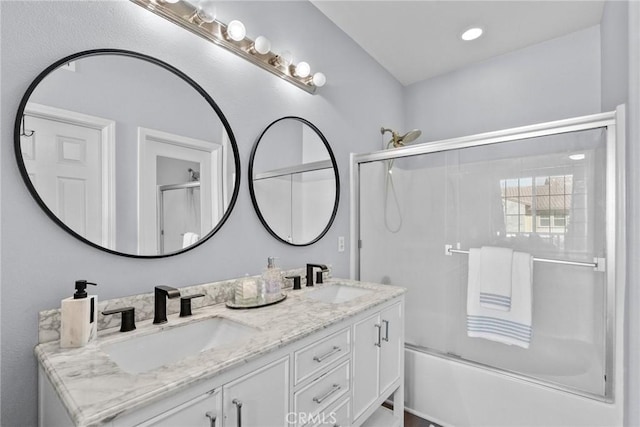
[445,246,605,272]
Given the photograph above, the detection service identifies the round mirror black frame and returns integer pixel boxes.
[248,116,340,246]
[13,49,241,258]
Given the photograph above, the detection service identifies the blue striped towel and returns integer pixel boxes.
[467,315,532,346]
[467,249,533,348]
[478,246,513,311]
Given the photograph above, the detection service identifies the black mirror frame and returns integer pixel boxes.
[13,48,241,258]
[248,116,340,246]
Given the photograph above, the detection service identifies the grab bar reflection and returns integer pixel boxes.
[445,245,605,272]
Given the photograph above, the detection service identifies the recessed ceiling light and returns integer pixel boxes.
[461,27,483,41]
[569,153,586,161]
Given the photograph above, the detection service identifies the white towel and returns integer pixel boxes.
[478,246,513,311]
[182,232,199,248]
[467,249,533,348]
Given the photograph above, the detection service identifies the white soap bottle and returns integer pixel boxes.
[60,280,98,348]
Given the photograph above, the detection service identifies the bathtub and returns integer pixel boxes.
[404,346,623,427]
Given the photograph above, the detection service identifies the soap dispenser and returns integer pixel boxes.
[262,257,283,301]
[60,280,98,348]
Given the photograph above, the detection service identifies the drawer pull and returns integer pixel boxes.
[312,383,341,404]
[375,324,382,347]
[205,411,216,427]
[232,398,243,427]
[382,319,390,342]
[313,346,341,362]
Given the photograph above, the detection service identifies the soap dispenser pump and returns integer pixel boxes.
[60,280,98,348]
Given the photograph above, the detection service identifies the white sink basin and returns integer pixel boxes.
[305,284,373,303]
[102,317,259,374]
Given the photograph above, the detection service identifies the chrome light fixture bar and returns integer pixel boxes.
[131,0,324,94]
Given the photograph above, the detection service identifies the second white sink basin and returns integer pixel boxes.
[102,317,259,374]
[305,284,372,303]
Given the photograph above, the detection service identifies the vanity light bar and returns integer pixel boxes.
[130,0,324,94]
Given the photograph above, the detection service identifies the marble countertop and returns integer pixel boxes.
[35,278,406,426]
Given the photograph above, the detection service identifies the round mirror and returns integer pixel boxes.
[249,117,339,246]
[14,49,240,258]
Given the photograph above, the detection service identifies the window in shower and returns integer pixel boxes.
[500,174,576,248]
[356,124,613,399]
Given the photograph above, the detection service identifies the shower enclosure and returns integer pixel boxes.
[351,109,625,426]
[157,181,201,253]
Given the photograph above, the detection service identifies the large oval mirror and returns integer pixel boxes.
[14,49,240,258]
[249,117,339,246]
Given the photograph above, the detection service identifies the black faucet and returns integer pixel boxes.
[306,264,328,287]
[153,285,181,324]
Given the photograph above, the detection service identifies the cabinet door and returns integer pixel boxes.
[352,313,380,420]
[223,357,289,427]
[379,302,403,394]
[137,389,221,427]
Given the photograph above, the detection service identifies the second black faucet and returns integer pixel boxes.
[306,264,329,287]
[153,285,181,324]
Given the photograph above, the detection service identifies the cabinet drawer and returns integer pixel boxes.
[136,388,221,427]
[295,328,350,384]
[294,360,350,425]
[309,398,350,427]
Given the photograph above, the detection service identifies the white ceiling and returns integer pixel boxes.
[311,1,605,86]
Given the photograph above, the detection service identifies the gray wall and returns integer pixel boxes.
[601,0,629,112]
[403,26,602,142]
[0,1,404,425]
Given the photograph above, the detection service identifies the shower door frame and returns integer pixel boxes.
[157,181,201,254]
[350,107,625,401]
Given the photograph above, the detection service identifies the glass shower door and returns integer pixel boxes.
[158,183,201,254]
[358,128,609,397]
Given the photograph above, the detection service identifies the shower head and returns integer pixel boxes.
[381,127,422,148]
[401,129,421,144]
[188,168,200,182]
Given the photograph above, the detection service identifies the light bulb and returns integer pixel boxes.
[162,0,180,3]
[461,27,483,41]
[278,50,293,67]
[227,20,246,41]
[312,72,326,87]
[295,61,311,78]
[253,36,271,55]
[195,0,216,24]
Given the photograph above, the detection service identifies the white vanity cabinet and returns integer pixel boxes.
[137,389,221,427]
[222,357,289,427]
[38,291,404,427]
[352,301,404,423]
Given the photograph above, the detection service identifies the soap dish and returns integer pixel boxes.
[225,293,287,309]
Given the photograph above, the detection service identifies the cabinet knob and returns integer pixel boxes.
[232,398,243,427]
[313,345,342,363]
[312,383,341,404]
[374,324,382,347]
[205,411,216,427]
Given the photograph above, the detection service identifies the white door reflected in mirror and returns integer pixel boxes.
[15,50,239,257]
